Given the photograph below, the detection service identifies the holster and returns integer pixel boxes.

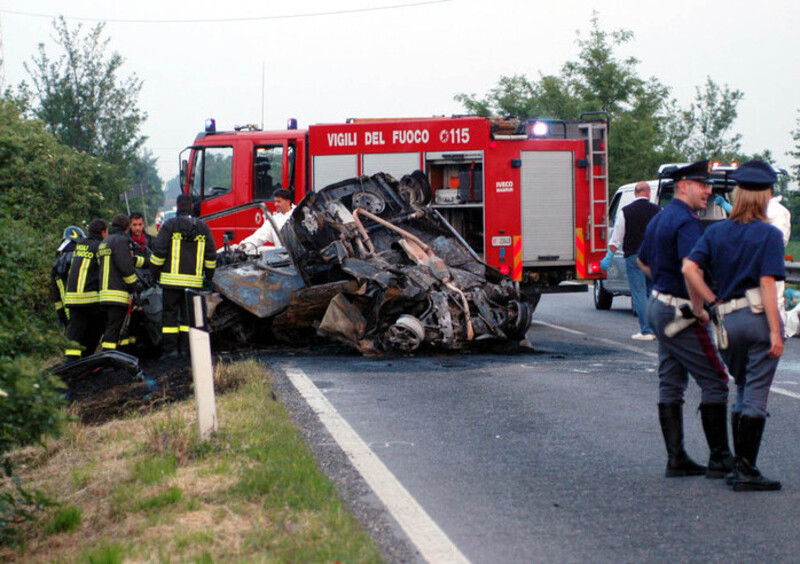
[745,287,764,313]
[713,311,729,350]
[664,307,697,338]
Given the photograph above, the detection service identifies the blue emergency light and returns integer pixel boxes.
[205,118,216,133]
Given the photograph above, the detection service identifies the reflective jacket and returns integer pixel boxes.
[51,240,77,318]
[151,213,216,288]
[98,227,138,306]
[64,234,103,307]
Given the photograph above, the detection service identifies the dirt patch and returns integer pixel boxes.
[61,355,195,425]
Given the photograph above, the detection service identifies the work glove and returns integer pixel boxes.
[600,249,614,271]
[130,281,144,295]
[714,194,732,213]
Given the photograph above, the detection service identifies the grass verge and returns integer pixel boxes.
[1,359,383,562]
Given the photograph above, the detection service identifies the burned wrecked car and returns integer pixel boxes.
[210,172,532,355]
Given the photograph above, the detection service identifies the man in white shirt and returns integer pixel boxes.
[234,189,295,253]
[767,194,791,246]
[766,192,791,335]
[602,181,661,340]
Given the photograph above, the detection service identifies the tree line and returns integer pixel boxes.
[455,13,795,190]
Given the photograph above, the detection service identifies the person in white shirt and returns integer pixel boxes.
[234,189,295,253]
[766,192,791,334]
[766,194,791,246]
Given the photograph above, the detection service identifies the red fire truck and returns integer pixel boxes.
[179,114,609,301]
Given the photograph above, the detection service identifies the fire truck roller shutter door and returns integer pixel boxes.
[313,154,357,190]
[361,152,421,180]
[520,151,575,264]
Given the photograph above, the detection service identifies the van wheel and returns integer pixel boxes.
[594,280,613,310]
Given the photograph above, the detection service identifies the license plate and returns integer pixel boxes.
[492,236,512,247]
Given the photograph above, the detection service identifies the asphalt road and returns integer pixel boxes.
[265,287,800,563]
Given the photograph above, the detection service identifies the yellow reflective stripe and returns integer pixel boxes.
[101,252,110,291]
[195,236,206,277]
[54,301,64,310]
[179,325,190,333]
[162,326,180,334]
[56,278,66,302]
[65,348,82,356]
[119,337,136,346]
[150,254,165,266]
[77,256,91,294]
[171,233,182,274]
[135,255,145,268]
[204,259,216,269]
[123,273,137,285]
[101,342,117,350]
[64,291,99,305]
[159,273,203,287]
[99,289,130,304]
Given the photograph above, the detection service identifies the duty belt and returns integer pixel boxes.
[652,291,691,308]
[717,297,750,315]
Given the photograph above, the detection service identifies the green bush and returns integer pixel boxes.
[0,98,122,544]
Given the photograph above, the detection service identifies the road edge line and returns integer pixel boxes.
[284,365,469,564]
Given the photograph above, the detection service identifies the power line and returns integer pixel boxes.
[0,1,452,24]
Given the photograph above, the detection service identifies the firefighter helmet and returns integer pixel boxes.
[63,225,86,242]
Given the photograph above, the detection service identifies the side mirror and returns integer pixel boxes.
[180,159,188,188]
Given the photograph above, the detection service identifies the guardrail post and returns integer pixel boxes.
[187,290,217,439]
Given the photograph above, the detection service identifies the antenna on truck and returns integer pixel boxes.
[260,60,265,130]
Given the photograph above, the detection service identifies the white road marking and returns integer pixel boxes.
[534,320,800,401]
[771,386,800,400]
[533,320,658,359]
[284,366,469,564]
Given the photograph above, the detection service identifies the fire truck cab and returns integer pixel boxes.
[180,114,609,301]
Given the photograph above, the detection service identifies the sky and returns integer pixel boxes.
[2,0,799,188]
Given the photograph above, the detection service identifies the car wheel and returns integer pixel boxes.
[594,280,613,310]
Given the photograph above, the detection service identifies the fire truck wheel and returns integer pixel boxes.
[593,280,613,310]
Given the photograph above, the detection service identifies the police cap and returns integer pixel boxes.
[730,160,776,191]
[273,189,293,201]
[668,160,713,183]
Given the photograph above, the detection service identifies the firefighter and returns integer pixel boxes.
[51,225,86,328]
[682,160,784,491]
[150,194,216,359]
[97,214,140,351]
[637,160,732,479]
[63,219,107,361]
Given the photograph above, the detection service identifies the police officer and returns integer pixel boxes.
[63,219,107,360]
[682,160,784,491]
[51,225,86,328]
[637,160,732,478]
[150,194,216,359]
[97,214,139,351]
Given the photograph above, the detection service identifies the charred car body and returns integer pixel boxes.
[210,171,532,355]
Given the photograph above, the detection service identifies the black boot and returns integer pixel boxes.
[658,403,706,477]
[731,415,781,492]
[725,411,741,485]
[700,403,734,479]
[160,333,180,361]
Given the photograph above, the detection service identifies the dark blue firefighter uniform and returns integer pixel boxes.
[689,219,785,418]
[639,198,729,405]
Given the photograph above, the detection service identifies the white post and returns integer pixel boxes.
[189,293,217,439]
